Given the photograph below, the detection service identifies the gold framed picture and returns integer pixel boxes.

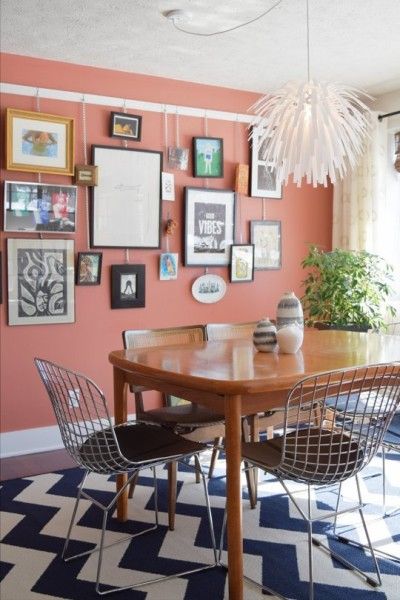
[6,108,74,175]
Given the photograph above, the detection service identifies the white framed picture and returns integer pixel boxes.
[250,125,282,199]
[7,238,75,326]
[161,172,175,201]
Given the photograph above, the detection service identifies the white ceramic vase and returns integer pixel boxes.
[253,317,277,352]
[276,324,304,354]
[276,291,304,330]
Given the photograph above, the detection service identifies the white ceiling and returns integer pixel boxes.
[1,0,400,97]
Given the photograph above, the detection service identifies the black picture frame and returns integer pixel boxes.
[192,136,224,178]
[110,112,142,141]
[0,251,2,305]
[91,145,162,248]
[249,125,282,199]
[76,252,103,286]
[111,264,145,309]
[250,220,282,270]
[184,186,236,267]
[230,244,255,283]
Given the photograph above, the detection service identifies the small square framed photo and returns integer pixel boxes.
[193,137,223,178]
[111,264,145,309]
[230,244,255,283]
[110,112,142,141]
[76,252,102,286]
[160,253,178,280]
[250,220,282,270]
[75,164,98,186]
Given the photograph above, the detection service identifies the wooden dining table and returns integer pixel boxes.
[109,327,400,600]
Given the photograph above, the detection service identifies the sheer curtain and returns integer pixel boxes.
[332,112,400,320]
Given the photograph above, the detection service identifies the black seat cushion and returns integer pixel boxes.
[139,404,224,427]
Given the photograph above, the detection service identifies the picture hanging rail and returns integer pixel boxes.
[0,83,254,125]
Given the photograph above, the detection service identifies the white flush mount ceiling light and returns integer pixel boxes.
[250,0,373,187]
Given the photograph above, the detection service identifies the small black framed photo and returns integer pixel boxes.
[111,264,145,309]
[230,244,255,283]
[250,220,282,270]
[110,112,142,141]
[193,136,223,178]
[76,252,102,286]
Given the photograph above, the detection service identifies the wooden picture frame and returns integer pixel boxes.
[250,125,282,198]
[75,164,98,186]
[111,264,145,309]
[7,238,75,326]
[4,180,77,233]
[250,220,282,270]
[193,136,223,178]
[6,108,74,175]
[184,186,236,267]
[110,112,142,141]
[230,244,255,283]
[76,252,102,286]
[91,145,162,248]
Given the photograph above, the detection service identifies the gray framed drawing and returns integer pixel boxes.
[7,238,75,325]
[91,145,162,248]
[184,186,236,266]
[250,125,282,199]
[250,220,282,270]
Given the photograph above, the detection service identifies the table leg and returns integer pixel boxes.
[225,394,243,600]
[113,367,128,522]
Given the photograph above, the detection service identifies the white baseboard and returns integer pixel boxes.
[0,414,136,458]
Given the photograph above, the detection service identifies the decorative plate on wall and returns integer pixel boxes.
[191,274,226,304]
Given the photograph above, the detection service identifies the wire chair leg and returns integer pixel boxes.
[332,481,343,535]
[95,508,109,594]
[355,475,382,587]
[62,471,88,559]
[307,484,314,600]
[194,454,218,564]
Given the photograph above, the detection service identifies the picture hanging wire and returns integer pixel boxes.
[262,198,267,220]
[204,110,209,188]
[35,88,42,184]
[235,114,243,243]
[81,95,91,250]
[175,106,180,146]
[125,249,130,263]
[166,210,170,252]
[163,105,168,155]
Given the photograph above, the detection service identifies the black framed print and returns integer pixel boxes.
[91,145,162,248]
[7,238,75,325]
[111,264,145,309]
[192,137,223,178]
[4,180,77,233]
[110,112,142,141]
[76,252,102,285]
[184,187,236,267]
[250,125,282,199]
[230,244,255,283]
[250,220,282,270]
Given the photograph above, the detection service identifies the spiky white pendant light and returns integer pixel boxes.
[250,0,372,188]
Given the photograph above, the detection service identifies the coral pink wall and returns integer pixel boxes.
[0,54,332,435]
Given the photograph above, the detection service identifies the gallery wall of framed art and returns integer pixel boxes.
[0,53,333,446]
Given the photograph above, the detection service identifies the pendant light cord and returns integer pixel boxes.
[306,0,310,81]
[171,0,282,37]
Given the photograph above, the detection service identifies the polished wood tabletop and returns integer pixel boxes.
[109,328,400,600]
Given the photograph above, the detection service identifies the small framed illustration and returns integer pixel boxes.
[111,264,145,309]
[75,164,98,186]
[110,112,142,141]
[7,238,75,326]
[168,147,189,171]
[160,253,178,280]
[4,181,77,233]
[230,244,255,283]
[6,108,74,175]
[91,145,162,248]
[250,220,282,270]
[193,137,223,178]
[184,187,236,267]
[250,125,282,198]
[161,172,175,201]
[76,252,102,285]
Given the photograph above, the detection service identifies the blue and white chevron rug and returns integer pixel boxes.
[1,451,399,600]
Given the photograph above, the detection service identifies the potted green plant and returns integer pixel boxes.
[301,246,396,331]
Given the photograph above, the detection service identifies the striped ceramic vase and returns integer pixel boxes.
[276,291,304,330]
[253,317,277,352]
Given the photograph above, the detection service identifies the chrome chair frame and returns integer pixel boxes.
[35,358,218,595]
[221,363,400,600]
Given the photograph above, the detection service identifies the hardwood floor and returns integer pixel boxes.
[0,449,75,481]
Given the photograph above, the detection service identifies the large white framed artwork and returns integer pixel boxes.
[91,145,162,248]
[7,238,75,326]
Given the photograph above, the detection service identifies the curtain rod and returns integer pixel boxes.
[378,110,400,121]
[0,82,254,124]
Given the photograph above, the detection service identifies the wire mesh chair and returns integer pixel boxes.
[221,363,400,600]
[122,325,225,530]
[34,358,218,596]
